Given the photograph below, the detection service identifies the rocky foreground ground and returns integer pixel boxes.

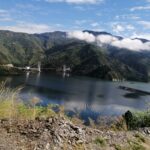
[0,116,150,150]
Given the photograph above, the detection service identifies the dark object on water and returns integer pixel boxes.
[123,92,142,99]
[97,94,104,98]
[119,86,150,95]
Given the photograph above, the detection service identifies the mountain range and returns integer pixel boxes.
[0,30,150,82]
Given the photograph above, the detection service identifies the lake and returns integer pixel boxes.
[0,72,150,122]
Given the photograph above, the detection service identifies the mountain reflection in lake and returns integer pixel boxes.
[0,73,150,122]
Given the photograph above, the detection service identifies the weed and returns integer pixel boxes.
[128,140,145,150]
[94,137,106,147]
[113,144,122,150]
[134,133,145,143]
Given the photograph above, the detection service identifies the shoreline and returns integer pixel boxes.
[0,65,149,83]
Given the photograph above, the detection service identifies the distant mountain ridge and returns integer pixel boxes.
[0,30,149,82]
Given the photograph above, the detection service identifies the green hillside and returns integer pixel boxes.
[0,30,149,82]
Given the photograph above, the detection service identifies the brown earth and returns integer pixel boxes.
[0,116,150,150]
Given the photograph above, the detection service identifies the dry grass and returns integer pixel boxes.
[0,81,56,121]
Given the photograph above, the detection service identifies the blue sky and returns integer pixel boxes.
[0,0,150,39]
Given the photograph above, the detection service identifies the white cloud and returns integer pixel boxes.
[130,6,150,11]
[96,35,118,44]
[112,24,125,33]
[67,31,96,42]
[138,21,150,29]
[67,31,150,51]
[112,23,135,34]
[45,0,104,4]
[111,39,150,51]
[131,33,150,40]
[96,35,149,51]
[0,22,52,33]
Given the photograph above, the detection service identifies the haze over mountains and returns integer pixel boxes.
[0,30,150,82]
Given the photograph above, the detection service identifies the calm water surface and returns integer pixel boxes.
[0,72,150,122]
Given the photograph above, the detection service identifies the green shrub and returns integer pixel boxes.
[94,137,106,147]
[124,110,150,130]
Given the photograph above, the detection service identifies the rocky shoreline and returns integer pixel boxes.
[0,116,150,150]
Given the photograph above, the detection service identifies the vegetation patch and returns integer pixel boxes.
[0,82,56,121]
[134,133,146,143]
[113,144,122,150]
[94,137,106,147]
[0,65,23,75]
[128,140,145,150]
[124,110,150,130]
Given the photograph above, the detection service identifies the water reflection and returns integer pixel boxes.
[0,73,150,122]
[25,72,30,83]
[36,72,41,85]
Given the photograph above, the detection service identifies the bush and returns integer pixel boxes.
[124,110,150,130]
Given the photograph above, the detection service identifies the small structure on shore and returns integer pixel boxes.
[26,66,31,71]
[63,65,71,73]
[4,64,14,67]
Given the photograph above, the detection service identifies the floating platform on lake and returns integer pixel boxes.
[119,86,150,95]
